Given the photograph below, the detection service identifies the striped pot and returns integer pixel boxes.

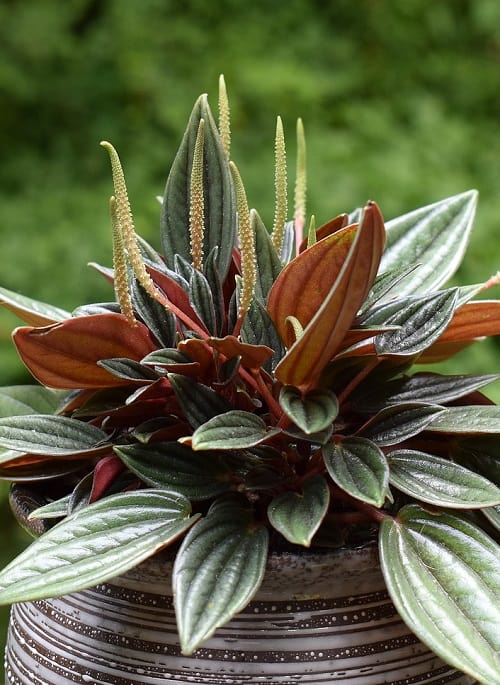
[5,543,474,685]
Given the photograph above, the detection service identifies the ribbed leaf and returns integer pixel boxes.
[253,209,282,299]
[189,410,280,450]
[374,289,458,356]
[279,386,338,434]
[379,190,478,294]
[482,505,500,532]
[169,373,233,429]
[427,406,500,434]
[0,386,61,418]
[388,450,500,508]
[360,403,446,446]
[28,495,70,520]
[189,268,217,335]
[273,202,385,388]
[0,489,198,604]
[161,94,236,281]
[358,265,421,317]
[267,474,330,546]
[323,437,389,507]
[0,415,109,455]
[131,280,177,348]
[0,285,70,325]
[97,358,160,382]
[380,505,500,684]
[173,495,268,654]
[240,296,284,371]
[115,442,230,500]
[13,314,156,389]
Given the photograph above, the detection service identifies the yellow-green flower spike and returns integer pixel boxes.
[307,215,316,249]
[218,74,231,158]
[294,117,307,249]
[110,196,136,326]
[229,161,256,335]
[100,141,157,300]
[189,119,205,271]
[271,116,288,255]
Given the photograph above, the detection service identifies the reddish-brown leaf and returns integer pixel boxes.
[207,336,273,369]
[272,202,386,389]
[13,314,157,389]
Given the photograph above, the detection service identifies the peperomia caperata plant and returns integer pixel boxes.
[0,77,498,683]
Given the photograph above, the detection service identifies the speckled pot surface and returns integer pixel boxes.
[5,543,474,685]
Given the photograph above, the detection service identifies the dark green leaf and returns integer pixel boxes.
[388,450,500,508]
[28,494,70,520]
[189,410,280,450]
[279,386,338,434]
[189,268,217,335]
[427,406,500,434]
[161,94,236,281]
[115,442,230,499]
[131,280,177,348]
[0,415,109,455]
[0,386,62,418]
[97,358,160,382]
[267,474,330,546]
[380,190,478,294]
[323,437,389,506]
[203,246,225,336]
[173,494,268,654]
[252,209,282,299]
[379,505,500,684]
[169,373,233,429]
[358,264,421,317]
[240,296,285,372]
[375,289,458,356]
[0,285,70,325]
[360,403,446,446]
[0,489,198,604]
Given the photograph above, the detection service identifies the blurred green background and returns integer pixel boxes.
[2,0,500,672]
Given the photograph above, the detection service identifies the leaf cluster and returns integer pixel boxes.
[0,82,498,682]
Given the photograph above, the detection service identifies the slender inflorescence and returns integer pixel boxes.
[109,196,136,326]
[294,118,307,251]
[189,119,205,271]
[229,161,256,335]
[218,74,231,159]
[271,116,288,255]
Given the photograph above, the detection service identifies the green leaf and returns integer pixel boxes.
[427,406,500,434]
[388,450,500,508]
[189,268,217,335]
[97,358,160,382]
[252,209,282,299]
[375,289,458,356]
[189,410,280,450]
[323,437,389,507]
[115,442,230,500]
[0,386,62,418]
[279,386,338,434]
[240,296,285,372]
[482,505,500,532]
[169,373,233,429]
[173,495,268,654]
[360,403,446,446]
[161,94,236,281]
[0,415,109,455]
[0,285,70,325]
[0,489,198,604]
[131,280,177,349]
[267,474,330,546]
[358,264,421,317]
[28,494,70,520]
[380,190,478,294]
[379,505,500,684]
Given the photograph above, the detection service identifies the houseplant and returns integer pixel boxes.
[0,76,499,684]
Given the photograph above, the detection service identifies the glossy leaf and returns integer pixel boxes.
[360,403,446,446]
[379,190,478,294]
[358,264,421,317]
[0,285,70,325]
[0,415,109,455]
[98,358,160,382]
[0,386,61,418]
[13,314,156,389]
[173,495,268,654]
[279,386,338,434]
[374,289,458,356]
[482,505,500,532]
[267,474,330,546]
[273,202,385,388]
[189,410,280,450]
[240,296,284,371]
[28,494,70,520]
[423,300,500,353]
[189,268,217,335]
[161,94,236,281]
[253,209,282,299]
[131,280,177,348]
[380,505,500,684]
[207,335,273,370]
[0,489,198,604]
[323,437,389,507]
[427,406,500,434]
[115,442,230,499]
[388,450,500,508]
[169,374,233,429]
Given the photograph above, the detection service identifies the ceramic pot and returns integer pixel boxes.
[5,540,474,684]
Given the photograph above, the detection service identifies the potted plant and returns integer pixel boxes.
[0,77,498,684]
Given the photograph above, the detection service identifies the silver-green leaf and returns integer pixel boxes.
[189,410,280,450]
[279,386,339,435]
[427,406,500,434]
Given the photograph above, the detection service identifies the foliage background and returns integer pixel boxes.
[1,0,500,671]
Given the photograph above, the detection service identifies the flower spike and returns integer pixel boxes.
[271,116,288,255]
[189,119,205,271]
[294,117,307,250]
[109,196,136,327]
[218,74,231,159]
